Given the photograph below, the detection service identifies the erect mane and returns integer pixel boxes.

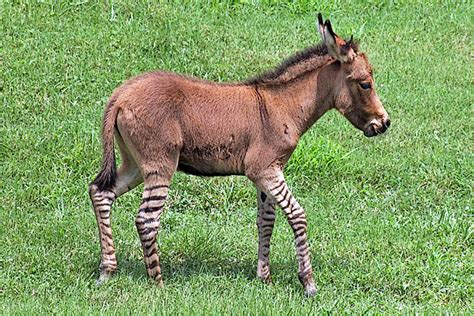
[244,39,358,85]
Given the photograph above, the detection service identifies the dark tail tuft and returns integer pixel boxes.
[92,97,120,191]
[92,155,116,192]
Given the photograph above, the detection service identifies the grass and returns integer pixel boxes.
[1,0,472,314]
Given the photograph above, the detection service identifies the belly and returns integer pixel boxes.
[178,143,246,177]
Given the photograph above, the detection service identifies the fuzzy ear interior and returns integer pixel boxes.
[316,14,355,63]
[323,20,342,59]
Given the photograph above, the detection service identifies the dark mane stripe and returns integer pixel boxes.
[245,39,358,85]
[245,42,328,85]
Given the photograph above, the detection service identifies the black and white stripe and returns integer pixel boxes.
[135,181,169,284]
[89,186,117,282]
[256,190,276,283]
[256,172,317,297]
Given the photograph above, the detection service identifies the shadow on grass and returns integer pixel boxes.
[85,250,338,298]
[117,255,274,283]
[86,251,299,288]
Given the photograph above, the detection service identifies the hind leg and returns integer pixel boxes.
[115,109,181,285]
[89,133,143,283]
[89,185,117,283]
[135,161,176,286]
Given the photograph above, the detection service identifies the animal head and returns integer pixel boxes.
[317,13,390,137]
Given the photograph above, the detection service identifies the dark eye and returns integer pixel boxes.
[359,82,371,90]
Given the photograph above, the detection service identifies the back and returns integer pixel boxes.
[115,72,261,176]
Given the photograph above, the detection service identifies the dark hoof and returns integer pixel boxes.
[258,275,272,285]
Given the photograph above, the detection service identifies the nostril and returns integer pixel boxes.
[385,119,391,128]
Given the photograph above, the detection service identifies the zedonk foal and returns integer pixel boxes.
[89,14,390,297]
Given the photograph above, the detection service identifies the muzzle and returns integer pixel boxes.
[364,117,391,137]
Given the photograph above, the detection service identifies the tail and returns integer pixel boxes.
[92,96,120,191]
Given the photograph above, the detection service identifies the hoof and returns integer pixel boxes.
[258,275,272,285]
[96,272,112,286]
[96,263,116,286]
[149,274,164,288]
[157,279,164,288]
[304,283,317,297]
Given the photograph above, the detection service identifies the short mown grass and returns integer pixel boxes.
[1,1,472,314]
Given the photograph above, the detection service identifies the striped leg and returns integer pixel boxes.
[89,144,142,284]
[254,171,317,297]
[135,174,170,286]
[89,185,117,283]
[256,189,276,283]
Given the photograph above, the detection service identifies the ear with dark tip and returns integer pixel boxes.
[317,13,324,26]
[321,19,356,63]
[316,13,325,39]
[322,20,338,58]
[324,20,337,38]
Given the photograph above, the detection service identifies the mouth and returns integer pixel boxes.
[364,118,391,137]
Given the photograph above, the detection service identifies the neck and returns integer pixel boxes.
[256,58,339,136]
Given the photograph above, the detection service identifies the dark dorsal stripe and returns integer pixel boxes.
[245,39,358,85]
[245,42,329,85]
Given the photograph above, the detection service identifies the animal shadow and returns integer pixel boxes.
[115,249,291,286]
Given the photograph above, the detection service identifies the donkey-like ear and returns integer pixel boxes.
[316,13,325,40]
[323,19,356,63]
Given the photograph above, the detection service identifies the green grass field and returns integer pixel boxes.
[2,1,472,314]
